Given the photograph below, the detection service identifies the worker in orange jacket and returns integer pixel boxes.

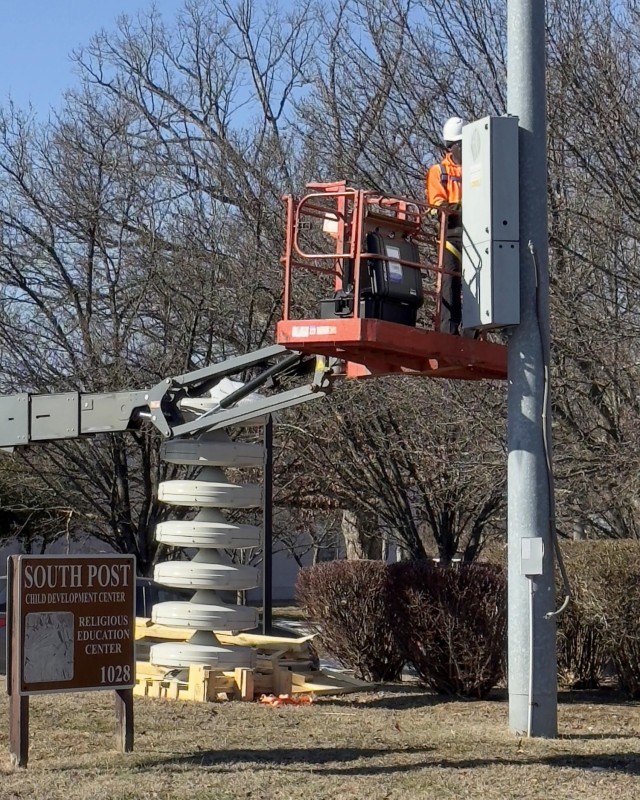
[427,116,463,335]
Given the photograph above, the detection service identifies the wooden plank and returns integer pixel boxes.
[254,674,273,694]
[134,620,191,641]
[273,666,293,696]
[218,632,315,651]
[289,668,370,695]
[135,661,169,679]
[234,668,254,701]
[9,680,28,768]
[204,670,218,702]
[132,682,146,698]
[135,620,315,652]
[187,666,215,703]
[317,668,371,688]
[115,689,134,753]
[136,665,368,702]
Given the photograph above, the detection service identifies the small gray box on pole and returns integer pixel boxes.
[461,116,520,331]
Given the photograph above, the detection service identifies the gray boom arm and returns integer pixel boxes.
[0,346,334,449]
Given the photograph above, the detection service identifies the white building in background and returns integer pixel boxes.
[0,530,341,604]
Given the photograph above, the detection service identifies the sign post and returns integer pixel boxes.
[7,554,136,767]
[8,556,28,768]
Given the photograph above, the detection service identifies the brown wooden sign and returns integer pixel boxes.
[11,554,135,695]
[7,554,136,767]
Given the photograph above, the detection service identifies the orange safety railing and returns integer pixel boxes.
[280,180,458,333]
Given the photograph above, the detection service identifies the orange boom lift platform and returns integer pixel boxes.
[276,181,507,381]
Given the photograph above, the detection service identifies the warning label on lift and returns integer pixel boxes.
[291,325,338,338]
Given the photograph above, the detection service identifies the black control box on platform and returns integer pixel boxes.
[319,232,424,326]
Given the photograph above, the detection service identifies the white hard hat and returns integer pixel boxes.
[442,116,464,143]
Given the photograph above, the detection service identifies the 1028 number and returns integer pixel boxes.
[100,664,132,684]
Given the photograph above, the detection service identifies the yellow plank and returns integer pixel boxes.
[135,619,315,652]
[217,632,315,650]
[135,619,191,641]
[233,668,255,701]
[187,666,207,702]
[135,661,169,680]
[289,669,370,695]
[317,668,371,689]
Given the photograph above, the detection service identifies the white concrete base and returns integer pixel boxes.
[161,439,265,467]
[151,601,257,631]
[154,560,259,591]
[150,641,255,670]
[158,479,262,508]
[155,519,261,549]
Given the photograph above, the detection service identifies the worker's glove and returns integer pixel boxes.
[430,203,460,217]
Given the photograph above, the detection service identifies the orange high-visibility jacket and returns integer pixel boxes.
[426,153,462,207]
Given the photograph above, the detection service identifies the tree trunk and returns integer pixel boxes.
[341,509,382,560]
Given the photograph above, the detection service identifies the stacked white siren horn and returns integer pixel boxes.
[150,429,264,672]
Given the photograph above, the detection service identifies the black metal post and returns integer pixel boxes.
[261,416,273,634]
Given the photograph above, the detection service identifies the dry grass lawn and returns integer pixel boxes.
[0,679,639,800]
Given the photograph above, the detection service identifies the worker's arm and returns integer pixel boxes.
[426,163,447,208]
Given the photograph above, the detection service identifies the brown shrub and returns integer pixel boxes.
[390,561,506,698]
[479,540,609,690]
[295,560,404,682]
[295,542,640,699]
[556,603,608,689]
[568,541,640,697]
[555,542,609,689]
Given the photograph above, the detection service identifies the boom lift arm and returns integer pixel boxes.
[0,346,334,450]
[0,176,509,451]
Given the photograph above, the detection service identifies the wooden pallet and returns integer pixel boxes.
[135,663,261,702]
[133,618,370,702]
[133,660,370,702]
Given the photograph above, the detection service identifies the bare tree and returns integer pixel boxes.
[0,2,320,572]
[544,0,640,538]
[6,0,640,574]
[277,376,506,563]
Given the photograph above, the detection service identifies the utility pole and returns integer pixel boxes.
[506,0,557,736]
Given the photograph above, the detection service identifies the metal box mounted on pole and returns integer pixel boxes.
[461,116,520,331]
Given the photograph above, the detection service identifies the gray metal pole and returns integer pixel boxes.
[506,0,557,737]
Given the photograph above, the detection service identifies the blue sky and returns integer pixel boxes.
[0,0,183,115]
